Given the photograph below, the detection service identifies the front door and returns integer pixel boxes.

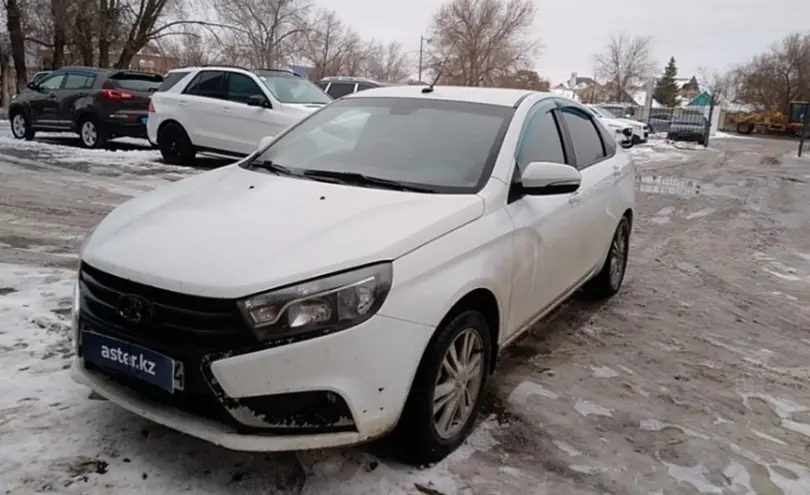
[223,72,284,153]
[30,73,66,127]
[503,99,588,340]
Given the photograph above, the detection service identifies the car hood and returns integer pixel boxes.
[615,118,645,129]
[281,102,327,114]
[599,117,629,129]
[81,166,484,298]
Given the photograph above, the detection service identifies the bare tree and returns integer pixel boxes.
[593,33,655,103]
[734,32,810,113]
[496,69,549,91]
[0,29,10,106]
[363,41,411,82]
[426,0,539,86]
[210,0,311,69]
[2,0,28,90]
[300,9,364,79]
[698,67,735,105]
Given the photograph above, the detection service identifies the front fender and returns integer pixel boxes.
[378,208,515,345]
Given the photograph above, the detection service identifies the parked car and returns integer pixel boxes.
[667,117,708,145]
[647,113,673,134]
[71,86,635,465]
[591,105,651,144]
[8,67,163,148]
[316,76,394,99]
[584,105,635,148]
[147,66,332,164]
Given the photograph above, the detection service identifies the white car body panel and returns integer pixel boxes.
[146,67,325,156]
[75,86,636,452]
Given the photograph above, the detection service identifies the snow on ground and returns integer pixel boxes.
[2,129,810,494]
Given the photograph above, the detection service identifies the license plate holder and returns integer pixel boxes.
[81,330,184,393]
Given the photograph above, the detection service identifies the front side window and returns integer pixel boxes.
[247,97,514,193]
[38,74,65,91]
[254,71,331,104]
[326,83,356,99]
[560,106,607,169]
[227,73,264,103]
[517,105,567,170]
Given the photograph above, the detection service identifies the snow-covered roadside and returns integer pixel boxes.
[0,261,506,494]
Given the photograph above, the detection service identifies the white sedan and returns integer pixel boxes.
[587,105,651,144]
[70,85,635,465]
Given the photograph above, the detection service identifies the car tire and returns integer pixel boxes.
[79,116,107,149]
[10,111,35,141]
[391,309,492,466]
[620,140,633,149]
[158,123,196,165]
[584,216,631,299]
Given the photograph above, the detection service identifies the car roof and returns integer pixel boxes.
[344,85,543,107]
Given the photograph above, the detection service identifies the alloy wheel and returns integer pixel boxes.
[609,222,629,288]
[432,328,485,440]
[81,121,98,147]
[12,114,26,138]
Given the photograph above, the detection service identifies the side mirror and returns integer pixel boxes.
[26,82,40,91]
[256,135,274,152]
[247,95,271,108]
[519,162,582,195]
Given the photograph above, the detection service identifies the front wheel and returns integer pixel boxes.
[158,123,196,165]
[584,216,631,299]
[10,112,35,141]
[392,310,492,466]
[620,140,634,149]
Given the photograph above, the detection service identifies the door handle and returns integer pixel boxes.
[222,107,232,113]
[568,193,582,205]
[178,101,188,106]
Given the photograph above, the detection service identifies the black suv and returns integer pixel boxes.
[8,67,163,148]
[315,76,393,99]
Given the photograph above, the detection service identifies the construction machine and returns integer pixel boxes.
[735,101,809,135]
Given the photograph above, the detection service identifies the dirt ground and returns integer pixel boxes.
[1,128,809,494]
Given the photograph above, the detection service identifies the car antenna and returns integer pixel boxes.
[422,41,456,94]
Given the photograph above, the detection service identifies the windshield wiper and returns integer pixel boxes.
[299,169,437,193]
[250,160,297,176]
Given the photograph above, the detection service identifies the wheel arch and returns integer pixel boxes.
[434,288,501,374]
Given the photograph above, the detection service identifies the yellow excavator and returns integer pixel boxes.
[736,101,809,135]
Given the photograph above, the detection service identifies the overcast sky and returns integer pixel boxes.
[314,0,809,84]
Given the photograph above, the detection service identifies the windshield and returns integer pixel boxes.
[253,71,332,104]
[247,97,514,193]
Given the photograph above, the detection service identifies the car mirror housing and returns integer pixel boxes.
[519,161,582,196]
[247,94,271,109]
[256,135,274,152]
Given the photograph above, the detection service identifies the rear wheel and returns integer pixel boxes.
[79,116,107,149]
[10,112,35,141]
[736,122,754,135]
[584,216,631,299]
[158,123,196,165]
[392,310,492,466]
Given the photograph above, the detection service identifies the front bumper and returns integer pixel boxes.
[72,291,434,452]
[668,131,703,142]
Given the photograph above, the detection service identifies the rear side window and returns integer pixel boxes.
[316,81,329,90]
[326,83,355,99]
[560,106,607,169]
[63,73,95,90]
[356,83,376,92]
[184,71,226,99]
[108,72,163,92]
[158,71,190,92]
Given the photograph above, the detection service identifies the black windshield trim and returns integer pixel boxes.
[241,96,516,195]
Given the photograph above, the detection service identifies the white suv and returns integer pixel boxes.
[72,86,635,465]
[146,67,332,164]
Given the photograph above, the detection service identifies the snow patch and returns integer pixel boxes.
[591,365,619,378]
[573,400,613,418]
[508,380,559,404]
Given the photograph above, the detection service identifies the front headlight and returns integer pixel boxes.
[238,263,393,341]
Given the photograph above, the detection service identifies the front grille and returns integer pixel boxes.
[78,262,256,429]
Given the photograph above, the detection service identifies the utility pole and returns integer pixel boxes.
[418,35,430,83]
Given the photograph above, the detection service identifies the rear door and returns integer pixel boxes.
[58,70,97,126]
[180,70,228,150]
[556,102,620,272]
